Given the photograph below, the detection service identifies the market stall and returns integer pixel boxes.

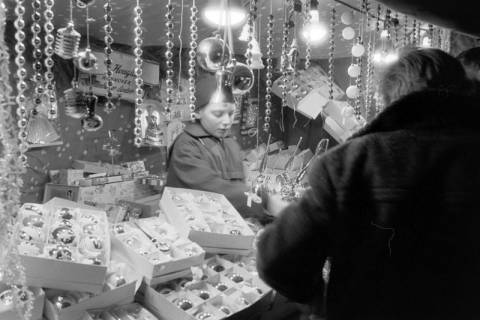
[0,0,479,319]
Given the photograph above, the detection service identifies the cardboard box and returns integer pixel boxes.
[43,181,159,207]
[138,256,273,320]
[111,218,205,285]
[0,285,44,320]
[161,188,255,254]
[19,198,109,293]
[73,160,131,175]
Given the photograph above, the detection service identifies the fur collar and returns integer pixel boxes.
[351,90,480,139]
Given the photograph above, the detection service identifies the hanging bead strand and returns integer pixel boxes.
[104,0,115,113]
[133,0,143,147]
[245,0,257,67]
[44,0,56,120]
[165,0,174,120]
[264,10,274,133]
[412,19,417,46]
[188,0,198,121]
[280,2,290,132]
[328,7,336,100]
[14,0,28,164]
[403,14,408,46]
[31,0,44,114]
[303,0,311,69]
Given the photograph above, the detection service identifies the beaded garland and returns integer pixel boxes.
[245,0,257,67]
[31,0,44,113]
[14,0,29,163]
[103,0,115,113]
[165,0,174,120]
[133,0,144,147]
[328,6,336,100]
[264,9,274,132]
[44,0,57,119]
[188,0,198,121]
[303,0,311,69]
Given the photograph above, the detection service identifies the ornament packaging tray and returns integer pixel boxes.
[138,256,272,320]
[82,302,159,320]
[0,284,45,320]
[111,217,205,283]
[17,199,110,293]
[161,187,255,254]
[43,259,140,320]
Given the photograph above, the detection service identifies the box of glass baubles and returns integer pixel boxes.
[111,216,205,286]
[139,255,272,320]
[160,187,255,255]
[16,198,110,293]
[42,259,141,320]
[81,302,160,320]
[0,284,45,320]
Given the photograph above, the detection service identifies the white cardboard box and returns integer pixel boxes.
[0,285,44,320]
[111,219,205,284]
[161,188,255,254]
[19,198,109,294]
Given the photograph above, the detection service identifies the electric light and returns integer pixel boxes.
[301,9,328,45]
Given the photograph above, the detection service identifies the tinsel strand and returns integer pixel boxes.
[1,2,34,319]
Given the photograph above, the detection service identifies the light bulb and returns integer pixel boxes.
[203,5,247,28]
[301,10,328,45]
[380,30,389,39]
[421,36,432,48]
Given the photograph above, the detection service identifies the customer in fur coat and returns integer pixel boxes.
[257,48,480,320]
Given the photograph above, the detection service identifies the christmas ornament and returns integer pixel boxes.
[342,26,355,40]
[165,0,174,119]
[104,0,115,113]
[44,0,57,120]
[55,0,81,59]
[196,37,230,72]
[187,0,198,121]
[264,11,274,132]
[340,11,353,25]
[81,94,103,132]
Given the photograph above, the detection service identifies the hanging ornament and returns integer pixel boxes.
[55,0,81,59]
[31,0,44,116]
[209,70,234,105]
[14,0,29,162]
[412,19,417,47]
[342,26,355,40]
[403,14,408,46]
[303,0,311,69]
[81,95,103,131]
[250,38,264,69]
[188,0,198,122]
[280,8,290,110]
[286,38,298,73]
[165,0,174,120]
[25,109,60,144]
[352,43,365,57]
[264,11,274,132]
[43,0,57,120]
[328,6,336,100]
[76,6,98,73]
[104,0,115,113]
[76,0,95,8]
[197,37,230,72]
[231,62,254,95]
[64,81,87,119]
[340,11,353,25]
[133,0,143,147]
[346,85,359,99]
[347,64,361,77]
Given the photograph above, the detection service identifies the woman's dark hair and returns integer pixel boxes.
[378,48,468,106]
[457,47,480,70]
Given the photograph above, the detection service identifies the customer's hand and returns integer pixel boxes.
[266,193,291,217]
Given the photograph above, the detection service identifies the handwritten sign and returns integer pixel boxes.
[78,50,160,102]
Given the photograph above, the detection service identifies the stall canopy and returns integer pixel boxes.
[377,0,480,37]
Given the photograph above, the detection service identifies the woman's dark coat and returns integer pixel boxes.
[257,90,480,320]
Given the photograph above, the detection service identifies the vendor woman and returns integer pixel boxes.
[166,77,272,224]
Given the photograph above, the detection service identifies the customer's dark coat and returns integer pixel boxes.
[166,122,268,222]
[257,90,480,320]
